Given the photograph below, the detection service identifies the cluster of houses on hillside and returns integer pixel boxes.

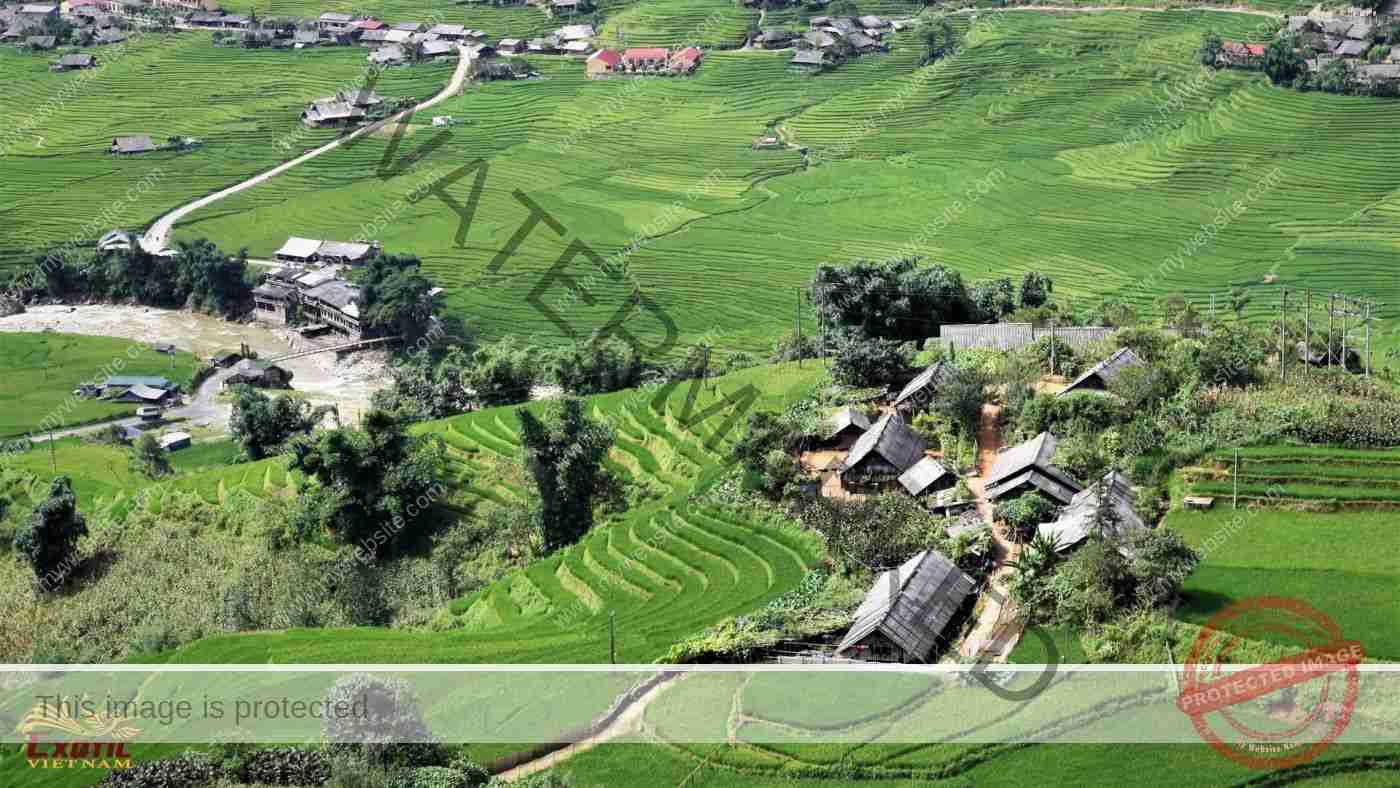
[300,88,400,128]
[1220,12,1400,87]
[2,1,131,52]
[822,344,1151,663]
[766,14,899,71]
[250,236,379,339]
[584,45,702,77]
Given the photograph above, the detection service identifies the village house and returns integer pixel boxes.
[555,23,593,41]
[464,41,495,58]
[823,407,871,449]
[622,46,669,72]
[428,22,466,40]
[586,47,619,77]
[158,431,192,451]
[94,375,177,400]
[803,30,836,50]
[317,12,354,34]
[1057,347,1144,397]
[897,456,957,502]
[497,37,524,53]
[559,39,591,54]
[292,30,319,47]
[1333,39,1367,58]
[1037,471,1148,556]
[892,360,951,417]
[1357,63,1400,84]
[97,228,134,252]
[858,15,887,31]
[551,0,592,16]
[789,48,829,71]
[669,45,701,74]
[272,236,378,264]
[392,20,425,33]
[224,359,293,389]
[420,39,455,58]
[837,412,927,494]
[254,265,364,339]
[754,30,797,49]
[835,549,975,663]
[109,135,156,154]
[25,34,56,49]
[984,431,1082,505]
[845,31,883,54]
[1217,40,1265,68]
[17,3,60,27]
[368,44,406,66]
[301,99,365,127]
[939,323,1113,352]
[355,17,384,32]
[54,52,94,69]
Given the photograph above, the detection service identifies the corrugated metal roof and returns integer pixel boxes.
[1038,471,1148,556]
[836,549,974,661]
[897,456,951,496]
[987,432,1057,487]
[893,361,951,408]
[940,323,1113,351]
[985,468,1080,505]
[824,407,871,440]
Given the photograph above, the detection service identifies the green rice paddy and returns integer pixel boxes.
[1190,445,1400,506]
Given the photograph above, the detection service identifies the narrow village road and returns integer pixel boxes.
[140,46,474,253]
[956,402,1025,662]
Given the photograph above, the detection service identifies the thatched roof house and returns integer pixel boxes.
[1037,471,1147,556]
[835,549,975,662]
[984,431,1081,504]
[1057,347,1143,397]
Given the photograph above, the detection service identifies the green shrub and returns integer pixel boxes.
[97,753,220,787]
[994,493,1058,542]
[1049,540,1130,629]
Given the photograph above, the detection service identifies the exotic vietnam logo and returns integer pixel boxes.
[17,700,140,770]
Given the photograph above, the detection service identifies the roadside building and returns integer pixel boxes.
[274,236,324,263]
[113,383,177,404]
[224,359,293,389]
[622,46,668,72]
[497,37,524,53]
[835,549,975,663]
[158,431,191,451]
[301,99,365,127]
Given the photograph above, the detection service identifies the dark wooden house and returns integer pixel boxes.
[893,360,951,416]
[984,431,1081,505]
[835,549,975,662]
[1057,347,1143,397]
[838,413,927,493]
[1038,470,1148,557]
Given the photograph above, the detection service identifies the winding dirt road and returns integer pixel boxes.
[140,46,473,253]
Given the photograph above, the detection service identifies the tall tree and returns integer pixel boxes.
[463,336,538,407]
[518,397,614,551]
[1263,36,1304,84]
[229,386,322,460]
[15,476,88,589]
[810,257,972,342]
[355,254,441,343]
[288,410,441,554]
[1018,272,1053,309]
[129,433,172,480]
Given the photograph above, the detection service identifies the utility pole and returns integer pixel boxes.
[795,288,802,368]
[1233,448,1239,511]
[1328,293,1335,368]
[1365,301,1372,378]
[1279,288,1287,385]
[48,429,56,474]
[1049,321,1056,377]
[1341,297,1347,373]
[1304,290,1311,372]
[1210,292,1215,322]
[609,610,616,664]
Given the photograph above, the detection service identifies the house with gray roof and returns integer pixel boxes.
[317,11,354,33]
[893,361,952,415]
[368,44,406,66]
[109,135,156,154]
[941,323,1114,352]
[224,359,293,389]
[1057,347,1143,397]
[897,456,955,498]
[823,407,871,445]
[984,431,1081,505]
[835,549,975,663]
[301,99,365,127]
[790,48,829,70]
[839,412,927,492]
[55,53,95,69]
[1334,39,1367,58]
[24,34,56,49]
[1037,471,1148,557]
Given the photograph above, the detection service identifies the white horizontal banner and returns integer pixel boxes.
[2,665,1398,748]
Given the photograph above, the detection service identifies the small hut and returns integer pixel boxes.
[823,407,871,447]
[835,549,975,663]
[1057,347,1144,397]
[1038,471,1148,556]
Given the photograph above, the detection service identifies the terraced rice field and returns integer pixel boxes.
[1170,506,1400,660]
[0,35,445,270]
[1188,445,1400,507]
[156,362,827,663]
[137,10,1400,360]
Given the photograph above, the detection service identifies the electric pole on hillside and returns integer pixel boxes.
[1304,289,1311,374]
[609,610,616,664]
[795,288,802,368]
[1233,449,1239,511]
[1328,293,1335,369]
[48,429,56,474]
[1282,289,1289,376]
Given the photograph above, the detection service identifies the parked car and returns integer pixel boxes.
[136,406,163,421]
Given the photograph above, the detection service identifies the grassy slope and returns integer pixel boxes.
[149,361,827,663]
[132,11,1400,360]
[0,333,200,439]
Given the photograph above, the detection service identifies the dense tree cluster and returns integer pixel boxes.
[230,386,326,460]
[518,397,615,552]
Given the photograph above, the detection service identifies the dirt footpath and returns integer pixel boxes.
[0,304,391,426]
